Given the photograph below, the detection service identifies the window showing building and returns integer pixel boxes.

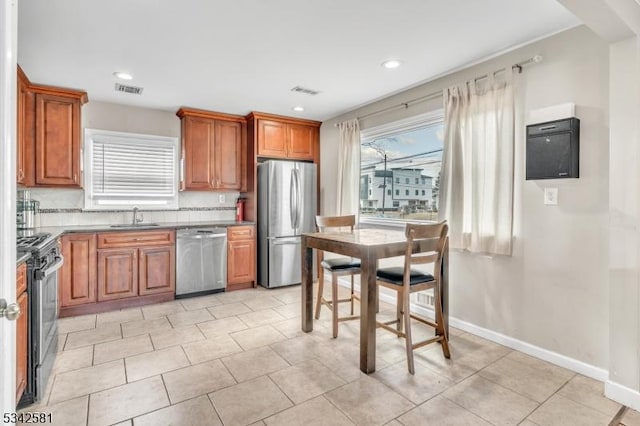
[359,111,443,222]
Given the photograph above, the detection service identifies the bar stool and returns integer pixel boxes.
[315,215,361,338]
[376,221,451,374]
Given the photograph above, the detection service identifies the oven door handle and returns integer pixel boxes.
[38,255,64,279]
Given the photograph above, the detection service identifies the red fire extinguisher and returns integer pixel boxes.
[236,198,245,222]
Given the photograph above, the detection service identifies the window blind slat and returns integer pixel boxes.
[88,131,178,206]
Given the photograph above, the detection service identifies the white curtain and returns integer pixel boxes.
[439,70,515,255]
[336,119,361,217]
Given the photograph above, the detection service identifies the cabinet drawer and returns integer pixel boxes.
[97,230,175,249]
[16,262,27,295]
[228,226,254,241]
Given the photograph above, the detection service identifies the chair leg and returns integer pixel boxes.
[403,289,415,374]
[315,268,324,320]
[434,285,451,358]
[396,290,403,337]
[331,273,339,338]
[350,274,355,315]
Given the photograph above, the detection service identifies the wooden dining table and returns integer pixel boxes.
[301,228,449,374]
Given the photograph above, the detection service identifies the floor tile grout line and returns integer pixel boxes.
[320,393,359,426]
[554,376,624,420]
[609,405,628,426]
[85,393,90,426]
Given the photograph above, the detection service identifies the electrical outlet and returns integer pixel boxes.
[218,194,226,203]
[544,187,558,205]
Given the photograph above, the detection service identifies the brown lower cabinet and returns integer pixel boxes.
[227,226,256,291]
[60,233,97,307]
[97,248,139,302]
[59,230,175,316]
[16,262,28,401]
[138,245,176,296]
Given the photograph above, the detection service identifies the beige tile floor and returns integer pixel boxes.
[19,285,638,426]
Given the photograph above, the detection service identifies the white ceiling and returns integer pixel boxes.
[17,0,580,121]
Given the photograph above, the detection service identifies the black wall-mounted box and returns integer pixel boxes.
[526,117,580,180]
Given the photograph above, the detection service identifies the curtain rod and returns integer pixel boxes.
[335,54,543,126]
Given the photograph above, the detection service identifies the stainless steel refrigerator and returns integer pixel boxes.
[258,160,317,288]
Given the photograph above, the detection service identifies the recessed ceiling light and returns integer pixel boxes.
[381,59,402,69]
[113,71,133,80]
[292,106,305,112]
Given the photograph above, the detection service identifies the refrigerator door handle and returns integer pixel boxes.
[272,237,301,245]
[293,168,301,230]
[289,170,297,229]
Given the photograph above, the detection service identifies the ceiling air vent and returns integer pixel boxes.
[290,86,320,96]
[114,82,143,95]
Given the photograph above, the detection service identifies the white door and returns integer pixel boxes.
[0,0,18,413]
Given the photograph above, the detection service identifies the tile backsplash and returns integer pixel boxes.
[26,188,238,227]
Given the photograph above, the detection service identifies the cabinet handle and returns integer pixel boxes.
[18,169,24,180]
[73,173,77,182]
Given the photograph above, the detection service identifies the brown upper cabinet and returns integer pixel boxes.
[176,107,246,191]
[248,112,320,161]
[17,66,88,188]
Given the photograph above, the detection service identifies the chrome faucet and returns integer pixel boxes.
[132,207,143,225]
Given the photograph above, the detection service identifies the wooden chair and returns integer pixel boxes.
[315,215,361,338]
[376,221,451,374]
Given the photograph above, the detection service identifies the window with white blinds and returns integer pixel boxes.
[84,129,179,210]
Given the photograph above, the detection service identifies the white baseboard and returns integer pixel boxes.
[605,381,640,412]
[335,275,609,383]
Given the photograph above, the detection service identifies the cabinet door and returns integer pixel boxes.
[16,74,32,185]
[34,93,81,187]
[257,120,287,158]
[214,120,242,189]
[138,245,175,296]
[182,116,214,190]
[16,262,27,295]
[227,239,256,284]
[287,123,316,160]
[97,248,138,301]
[60,233,97,307]
[16,291,28,401]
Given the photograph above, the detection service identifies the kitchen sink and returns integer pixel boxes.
[109,223,160,228]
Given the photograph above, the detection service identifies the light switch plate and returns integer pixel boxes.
[218,194,226,203]
[544,187,558,205]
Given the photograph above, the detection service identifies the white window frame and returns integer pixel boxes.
[360,109,444,228]
[83,129,180,211]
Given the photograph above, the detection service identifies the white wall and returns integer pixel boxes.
[321,26,610,369]
[607,35,640,402]
[82,101,180,138]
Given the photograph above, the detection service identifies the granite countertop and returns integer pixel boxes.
[36,220,255,239]
[17,252,31,266]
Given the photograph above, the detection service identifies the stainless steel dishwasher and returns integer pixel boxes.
[176,228,227,297]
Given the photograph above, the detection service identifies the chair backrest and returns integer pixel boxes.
[403,221,448,284]
[315,215,356,232]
